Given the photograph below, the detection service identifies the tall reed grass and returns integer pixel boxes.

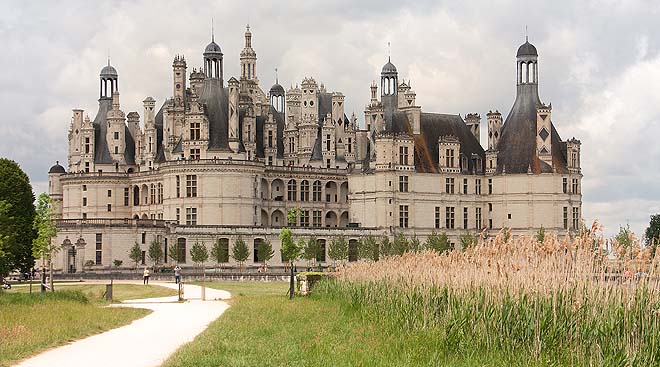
[317,222,660,366]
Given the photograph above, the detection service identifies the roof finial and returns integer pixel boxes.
[275,67,278,84]
[211,18,215,42]
[525,25,528,42]
[387,41,391,62]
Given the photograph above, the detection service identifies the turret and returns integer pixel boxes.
[536,103,552,166]
[106,92,126,167]
[487,110,503,150]
[228,77,240,152]
[240,25,257,82]
[464,113,481,143]
[566,138,581,173]
[48,161,66,218]
[173,55,187,102]
[142,97,157,169]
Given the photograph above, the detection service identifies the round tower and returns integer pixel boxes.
[203,34,223,83]
[100,60,118,99]
[48,161,66,218]
[516,37,538,86]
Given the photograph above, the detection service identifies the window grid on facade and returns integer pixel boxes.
[158,183,163,203]
[300,180,310,201]
[107,204,112,212]
[572,207,579,230]
[176,208,180,224]
[186,175,197,197]
[463,207,468,229]
[186,207,197,225]
[475,179,482,195]
[124,188,129,206]
[300,210,310,227]
[312,180,322,201]
[435,207,441,229]
[488,179,493,194]
[95,233,102,265]
[189,148,200,160]
[313,210,322,227]
[446,177,454,194]
[399,205,409,228]
[572,178,579,194]
[83,197,87,206]
[445,148,454,167]
[463,179,468,194]
[446,207,455,229]
[150,184,156,204]
[563,207,568,229]
[176,176,181,198]
[399,176,409,192]
[287,179,297,201]
[190,122,201,140]
[268,130,273,148]
[562,177,567,194]
[399,146,409,165]
[476,207,482,229]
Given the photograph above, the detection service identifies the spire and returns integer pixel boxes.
[211,18,214,42]
[275,67,278,84]
[525,25,528,42]
[387,41,391,62]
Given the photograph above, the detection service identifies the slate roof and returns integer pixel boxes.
[92,98,113,164]
[517,41,538,57]
[198,79,230,151]
[496,84,567,174]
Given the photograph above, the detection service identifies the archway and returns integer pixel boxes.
[325,211,337,227]
[261,209,269,226]
[133,186,140,206]
[271,210,284,227]
[339,211,349,227]
[141,184,148,205]
[260,178,269,199]
[271,179,284,201]
[325,181,337,203]
[339,182,349,203]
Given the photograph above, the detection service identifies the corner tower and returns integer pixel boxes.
[240,25,257,82]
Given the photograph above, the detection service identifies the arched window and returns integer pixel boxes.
[300,180,310,201]
[287,179,297,201]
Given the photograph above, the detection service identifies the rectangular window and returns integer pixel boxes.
[489,218,493,229]
[572,207,580,230]
[475,179,482,195]
[176,208,180,224]
[563,207,568,229]
[268,156,273,166]
[124,188,129,206]
[562,177,567,194]
[190,122,201,140]
[82,197,87,206]
[300,210,310,227]
[186,207,197,225]
[268,130,273,148]
[107,204,112,212]
[85,138,90,154]
[176,176,181,198]
[446,148,454,167]
[446,207,455,229]
[476,207,482,229]
[399,205,409,228]
[82,185,87,191]
[95,233,102,265]
[399,176,409,192]
[114,131,119,140]
[85,162,90,173]
[312,181,321,202]
[463,207,468,229]
[446,177,455,194]
[463,179,468,194]
[325,134,331,151]
[186,175,197,197]
[435,207,441,229]
[107,189,112,197]
[572,178,579,194]
[348,138,352,153]
[141,251,146,265]
[114,146,119,154]
[287,180,297,201]
[399,146,409,165]
[313,210,322,227]
[488,179,493,194]
[189,148,201,160]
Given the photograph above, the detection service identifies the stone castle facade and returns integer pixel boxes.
[47,28,582,271]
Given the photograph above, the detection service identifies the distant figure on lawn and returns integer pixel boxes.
[143,267,151,285]
[174,265,181,284]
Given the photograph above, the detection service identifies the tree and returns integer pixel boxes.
[645,214,660,257]
[232,237,250,268]
[32,193,58,291]
[410,235,423,253]
[280,226,302,300]
[302,236,321,267]
[112,259,123,268]
[0,158,36,276]
[128,242,142,269]
[393,233,410,256]
[615,224,634,258]
[256,239,275,264]
[379,236,393,257]
[328,236,348,266]
[148,239,163,268]
[358,235,379,261]
[459,232,476,250]
[425,231,451,254]
[211,238,230,267]
[190,241,209,269]
[536,226,546,243]
[168,242,181,264]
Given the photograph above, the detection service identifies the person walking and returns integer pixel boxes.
[143,267,151,285]
[174,265,181,284]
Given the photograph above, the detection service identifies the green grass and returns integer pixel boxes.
[0,290,149,367]
[163,281,506,366]
[6,283,177,302]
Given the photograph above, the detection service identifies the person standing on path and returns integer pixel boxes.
[143,267,150,285]
[174,265,181,284]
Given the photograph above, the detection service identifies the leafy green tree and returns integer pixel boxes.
[32,193,58,291]
[148,239,163,268]
[211,238,230,266]
[190,241,209,269]
[0,158,36,276]
[232,237,250,268]
[256,239,275,264]
[393,233,410,256]
[460,232,476,250]
[168,243,181,263]
[112,259,123,268]
[280,228,301,264]
[328,236,348,265]
[645,214,660,257]
[358,235,379,261]
[535,226,546,243]
[303,236,321,267]
[615,224,634,258]
[502,227,512,243]
[379,236,393,257]
[129,242,142,269]
[425,231,451,254]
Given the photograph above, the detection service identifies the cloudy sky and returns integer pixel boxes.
[1,0,659,237]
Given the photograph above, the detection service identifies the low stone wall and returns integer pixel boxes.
[54,271,289,282]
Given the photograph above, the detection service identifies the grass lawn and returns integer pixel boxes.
[0,283,175,366]
[163,281,503,367]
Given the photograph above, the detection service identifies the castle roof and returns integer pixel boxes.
[198,79,230,151]
[517,40,538,57]
[48,161,66,174]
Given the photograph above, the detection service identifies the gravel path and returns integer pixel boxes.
[14,282,231,367]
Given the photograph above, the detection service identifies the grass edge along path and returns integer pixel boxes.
[163,281,510,367]
[0,286,164,366]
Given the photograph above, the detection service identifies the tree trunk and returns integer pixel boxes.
[49,259,54,292]
[289,262,295,300]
